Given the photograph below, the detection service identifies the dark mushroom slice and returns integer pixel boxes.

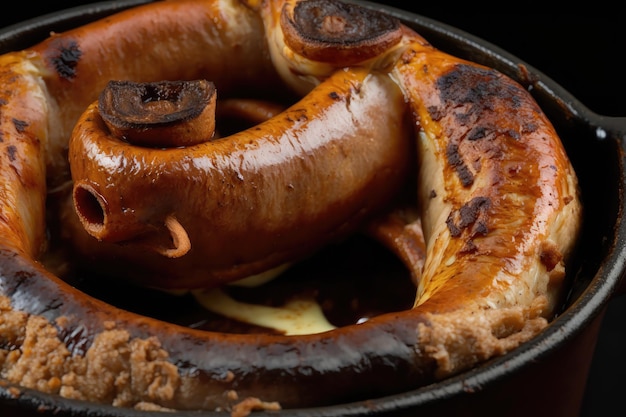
[280,0,402,64]
[98,79,217,148]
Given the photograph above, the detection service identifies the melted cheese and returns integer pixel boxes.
[192,288,336,335]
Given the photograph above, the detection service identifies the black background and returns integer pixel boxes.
[1,2,625,416]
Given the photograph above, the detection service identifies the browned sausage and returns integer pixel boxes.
[0,0,582,415]
[66,67,413,289]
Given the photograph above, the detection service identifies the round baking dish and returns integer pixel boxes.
[0,2,624,416]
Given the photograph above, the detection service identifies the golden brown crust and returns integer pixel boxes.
[0,52,48,257]
[391,36,582,318]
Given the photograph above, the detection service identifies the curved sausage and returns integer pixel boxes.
[30,0,282,188]
[66,67,414,289]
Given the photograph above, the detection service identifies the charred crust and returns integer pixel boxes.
[446,143,474,187]
[460,240,478,254]
[99,80,214,128]
[286,110,309,124]
[48,39,82,80]
[437,64,526,116]
[522,121,538,134]
[400,47,417,65]
[281,0,402,64]
[98,79,216,147]
[291,0,399,44]
[12,118,28,133]
[446,197,491,239]
[508,129,521,140]
[458,197,490,232]
[427,105,443,121]
[446,217,461,237]
[435,64,538,186]
[539,241,563,272]
[467,126,487,141]
[6,145,17,162]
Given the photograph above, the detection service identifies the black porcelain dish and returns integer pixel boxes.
[0,2,624,417]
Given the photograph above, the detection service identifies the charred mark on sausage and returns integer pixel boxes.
[438,64,540,186]
[48,39,82,80]
[12,119,27,133]
[438,64,526,116]
[522,121,539,134]
[446,196,490,238]
[446,142,474,187]
[467,126,487,141]
[6,145,17,162]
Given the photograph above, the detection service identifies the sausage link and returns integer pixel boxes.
[66,67,414,289]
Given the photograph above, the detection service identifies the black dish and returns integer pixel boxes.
[0,2,624,416]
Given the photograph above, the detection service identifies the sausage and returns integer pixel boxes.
[390,30,582,377]
[31,0,283,188]
[66,67,414,289]
[0,0,583,414]
[0,53,49,259]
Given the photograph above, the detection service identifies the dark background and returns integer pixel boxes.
[1,2,624,416]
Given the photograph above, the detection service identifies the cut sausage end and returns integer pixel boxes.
[98,79,217,148]
[280,0,402,64]
[73,182,106,238]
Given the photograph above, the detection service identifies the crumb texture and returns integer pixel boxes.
[0,296,179,408]
[418,295,549,378]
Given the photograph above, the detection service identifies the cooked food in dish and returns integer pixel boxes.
[0,0,582,415]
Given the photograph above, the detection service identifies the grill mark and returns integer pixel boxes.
[12,118,28,133]
[48,39,83,80]
[435,64,531,187]
[446,142,474,187]
[6,145,17,161]
[446,197,491,252]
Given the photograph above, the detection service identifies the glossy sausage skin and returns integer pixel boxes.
[0,53,49,259]
[0,0,582,413]
[32,0,281,188]
[66,67,414,289]
[389,27,582,376]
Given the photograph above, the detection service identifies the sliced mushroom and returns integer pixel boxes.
[98,79,217,148]
[280,0,402,64]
